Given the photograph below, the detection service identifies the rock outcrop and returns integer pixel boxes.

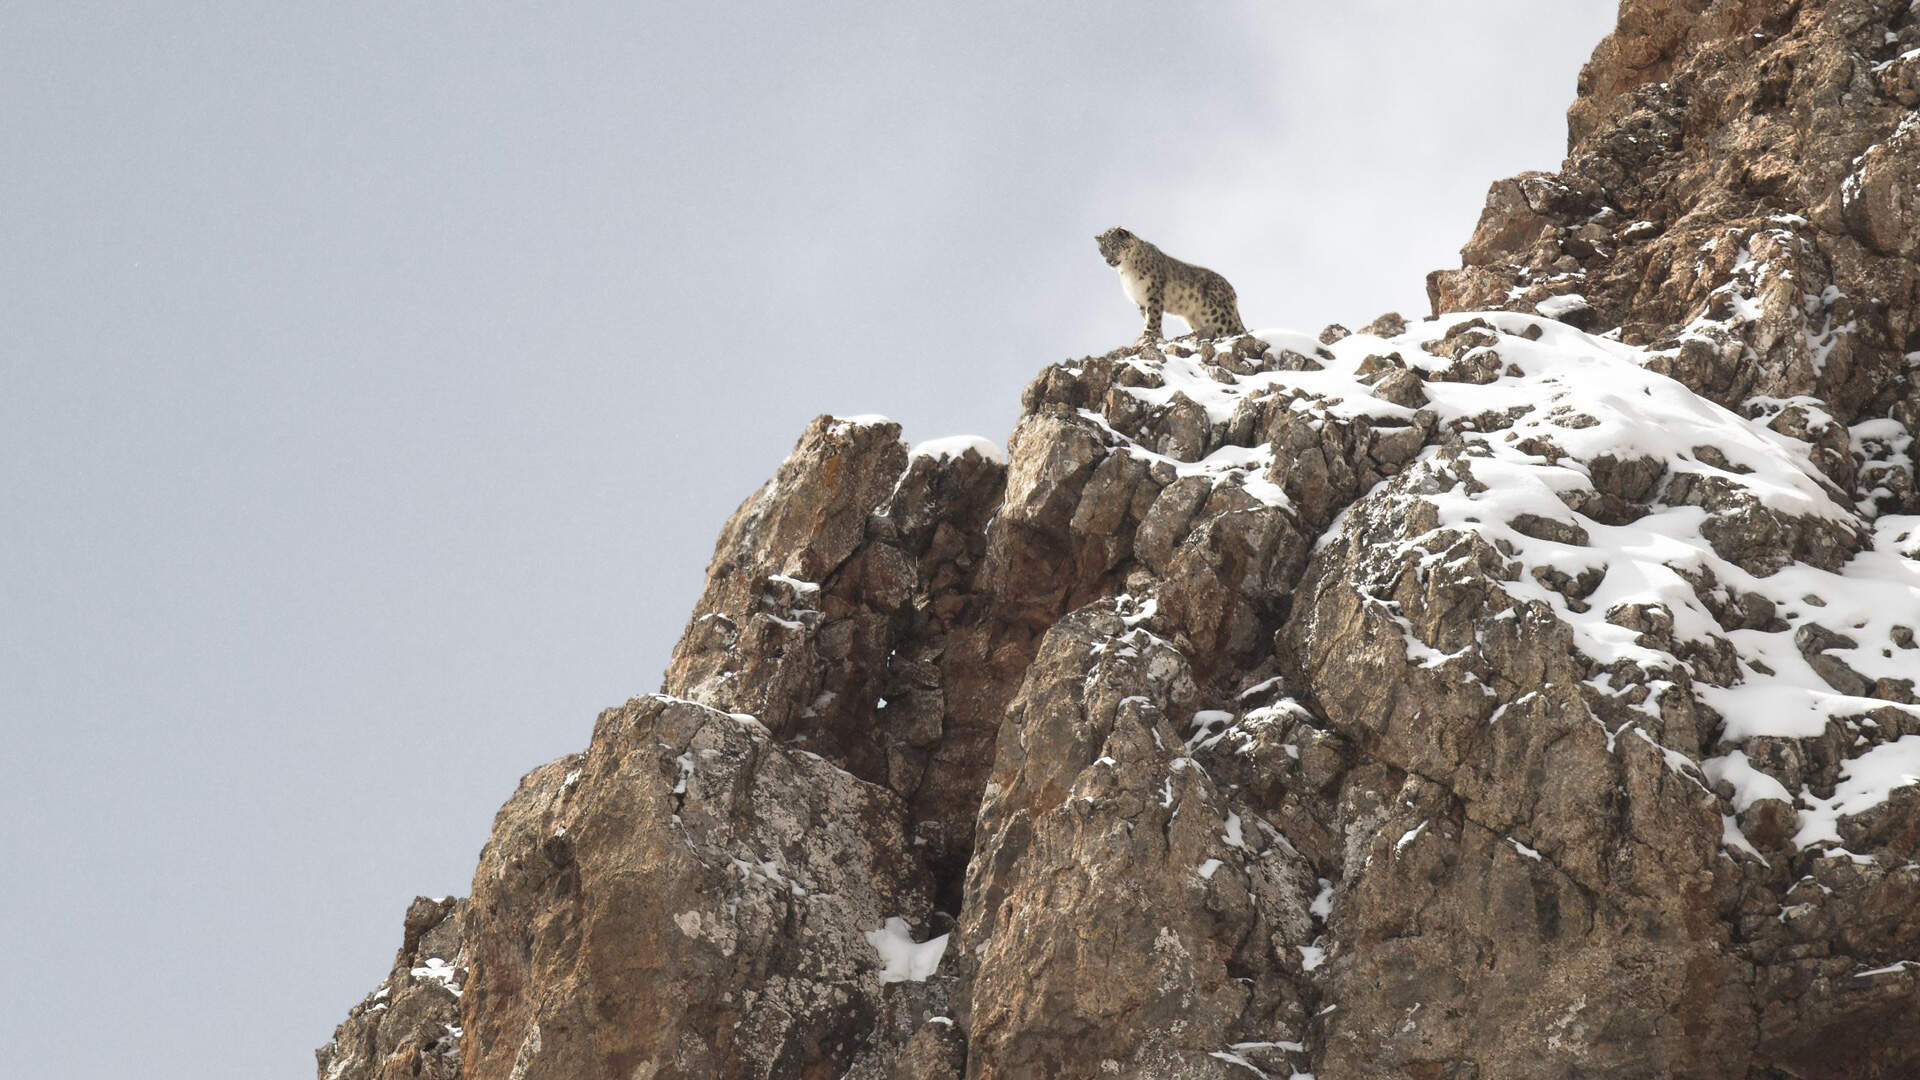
[1430,0,1920,447]
[320,2,1920,1077]
[319,897,466,1080]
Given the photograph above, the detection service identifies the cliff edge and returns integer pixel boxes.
[320,2,1920,1077]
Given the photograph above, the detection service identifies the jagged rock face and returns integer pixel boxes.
[316,897,466,1080]
[1432,0,1920,442]
[661,415,1013,897]
[458,695,938,1080]
[320,2,1920,1077]
[959,604,1319,1078]
[1288,446,1747,1078]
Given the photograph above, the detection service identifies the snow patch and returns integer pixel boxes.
[1222,811,1247,849]
[409,957,462,997]
[911,434,1006,464]
[866,917,949,983]
[1855,960,1919,977]
[1793,735,1920,849]
[1310,879,1334,921]
[1394,820,1429,854]
[1507,838,1543,861]
[1535,293,1591,319]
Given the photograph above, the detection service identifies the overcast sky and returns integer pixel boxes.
[1,3,1618,1077]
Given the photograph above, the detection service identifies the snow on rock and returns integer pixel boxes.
[1394,820,1429,854]
[408,957,463,997]
[1123,312,1920,856]
[451,695,938,1079]
[321,14,1920,1077]
[1535,293,1592,319]
[828,413,894,431]
[978,296,1918,1075]
[1310,879,1334,921]
[317,897,466,1080]
[1702,751,1794,813]
[1792,735,1920,850]
[865,916,950,983]
[911,434,1007,464]
[1028,308,1918,877]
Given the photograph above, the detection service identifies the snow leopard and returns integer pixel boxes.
[1095,227,1247,343]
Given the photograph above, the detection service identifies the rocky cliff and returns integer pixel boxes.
[319,2,1920,1077]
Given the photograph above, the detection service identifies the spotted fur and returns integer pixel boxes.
[1095,226,1246,342]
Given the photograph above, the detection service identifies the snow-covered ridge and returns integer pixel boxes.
[1079,312,1920,861]
[910,434,1006,464]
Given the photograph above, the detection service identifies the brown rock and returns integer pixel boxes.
[889,1018,967,1080]
[315,897,466,1080]
[1286,453,1748,1079]
[460,696,936,1080]
[959,605,1317,1078]
[1361,310,1408,337]
[322,4,1920,1077]
[1432,1,1920,430]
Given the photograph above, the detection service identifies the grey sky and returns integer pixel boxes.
[1,3,1617,1076]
